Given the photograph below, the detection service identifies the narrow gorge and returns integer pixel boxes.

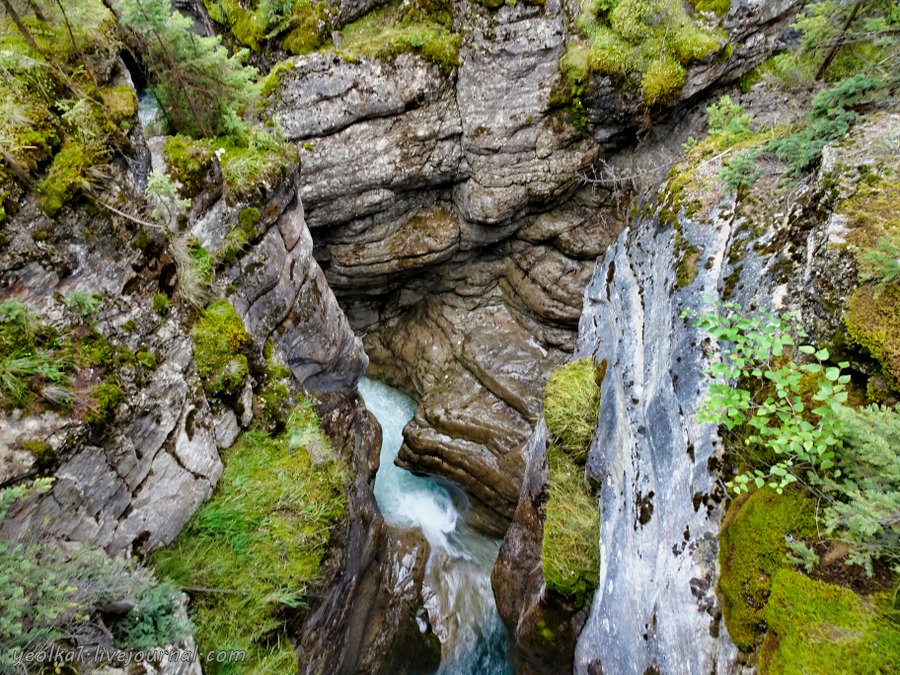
[2,0,898,674]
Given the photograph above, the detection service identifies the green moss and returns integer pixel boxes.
[577,0,727,108]
[116,348,137,366]
[136,351,158,370]
[642,56,687,106]
[151,411,346,675]
[260,61,295,98]
[845,285,900,391]
[152,294,169,315]
[122,319,137,333]
[80,328,114,366]
[85,383,120,425]
[842,180,900,390]
[215,134,299,199]
[238,207,260,234]
[21,439,55,472]
[101,85,138,125]
[542,449,600,607]
[40,140,99,217]
[164,135,216,199]
[760,570,900,674]
[281,2,330,55]
[676,244,701,287]
[717,488,817,651]
[191,301,252,398]
[691,0,730,17]
[543,358,606,463]
[339,1,461,75]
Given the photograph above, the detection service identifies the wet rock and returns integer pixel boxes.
[297,393,439,675]
[492,421,591,675]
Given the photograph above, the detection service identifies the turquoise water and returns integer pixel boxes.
[358,378,513,675]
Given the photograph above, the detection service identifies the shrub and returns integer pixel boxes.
[543,358,605,462]
[118,0,261,139]
[768,75,883,179]
[64,290,101,318]
[720,149,763,192]
[684,301,850,494]
[706,95,756,146]
[0,481,190,672]
[823,404,900,574]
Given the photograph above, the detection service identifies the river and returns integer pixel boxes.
[358,377,512,675]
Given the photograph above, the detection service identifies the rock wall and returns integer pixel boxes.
[494,101,900,673]
[266,0,803,537]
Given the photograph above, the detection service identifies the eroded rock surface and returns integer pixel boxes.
[263,0,799,541]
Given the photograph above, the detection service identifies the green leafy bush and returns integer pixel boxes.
[1,481,190,671]
[691,302,900,575]
[684,301,849,493]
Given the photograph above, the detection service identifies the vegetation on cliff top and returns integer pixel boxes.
[567,0,728,107]
[151,404,346,675]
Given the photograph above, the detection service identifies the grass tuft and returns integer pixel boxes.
[151,409,346,675]
[543,358,605,462]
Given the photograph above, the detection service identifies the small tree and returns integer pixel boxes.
[117,0,260,139]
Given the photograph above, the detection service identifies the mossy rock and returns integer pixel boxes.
[152,294,169,315]
[21,439,56,472]
[191,301,252,398]
[101,86,138,125]
[163,136,216,199]
[718,488,817,651]
[760,569,900,674]
[542,449,600,607]
[85,383,120,425]
[543,358,606,462]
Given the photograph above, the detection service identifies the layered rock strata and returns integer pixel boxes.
[266,0,801,536]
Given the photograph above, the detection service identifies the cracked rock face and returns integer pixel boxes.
[263,0,795,542]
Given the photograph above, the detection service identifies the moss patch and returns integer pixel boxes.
[846,285,900,391]
[339,1,461,75]
[542,449,600,607]
[760,569,900,674]
[84,383,120,425]
[543,358,605,462]
[163,136,217,199]
[191,301,252,398]
[718,488,817,651]
[690,0,730,17]
[573,0,728,107]
[151,409,346,675]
